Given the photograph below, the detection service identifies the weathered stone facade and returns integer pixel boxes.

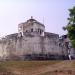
[59,35,75,59]
[0,17,70,60]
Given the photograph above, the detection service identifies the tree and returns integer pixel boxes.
[63,6,75,48]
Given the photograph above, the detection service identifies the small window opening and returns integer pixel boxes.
[31,28,33,32]
[40,30,42,34]
[26,30,28,32]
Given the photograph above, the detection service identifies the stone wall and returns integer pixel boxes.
[0,32,65,60]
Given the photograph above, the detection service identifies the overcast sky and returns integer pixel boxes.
[0,0,75,37]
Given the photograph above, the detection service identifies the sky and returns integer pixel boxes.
[0,0,75,37]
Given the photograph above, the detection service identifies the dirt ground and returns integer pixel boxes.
[0,60,75,75]
[28,60,75,75]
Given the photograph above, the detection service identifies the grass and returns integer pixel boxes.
[38,60,75,75]
[0,60,60,70]
[0,60,60,75]
[0,60,75,75]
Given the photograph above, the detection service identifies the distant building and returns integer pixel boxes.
[0,17,74,60]
[59,35,75,59]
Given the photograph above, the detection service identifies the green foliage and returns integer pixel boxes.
[65,6,75,48]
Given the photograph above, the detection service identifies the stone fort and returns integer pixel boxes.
[0,17,73,60]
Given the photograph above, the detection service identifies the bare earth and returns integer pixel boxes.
[0,60,75,75]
